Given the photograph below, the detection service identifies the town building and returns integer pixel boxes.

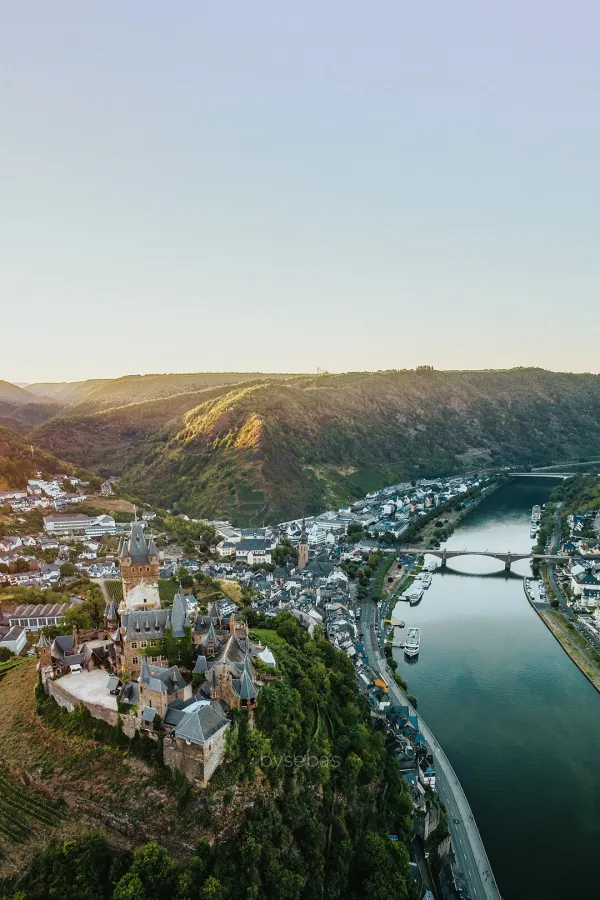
[43,513,116,537]
[9,602,68,632]
[0,625,27,654]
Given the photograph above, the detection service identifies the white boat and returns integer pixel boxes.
[409,587,424,606]
[404,627,421,658]
[421,573,432,589]
[425,561,437,572]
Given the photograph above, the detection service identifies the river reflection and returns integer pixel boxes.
[392,480,600,900]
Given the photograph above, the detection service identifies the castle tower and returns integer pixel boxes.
[36,631,52,670]
[297,521,309,571]
[104,600,119,630]
[119,523,161,613]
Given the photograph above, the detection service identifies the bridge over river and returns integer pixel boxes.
[398,548,599,571]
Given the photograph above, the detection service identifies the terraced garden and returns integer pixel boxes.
[104,579,124,603]
[0,770,65,845]
[0,656,29,682]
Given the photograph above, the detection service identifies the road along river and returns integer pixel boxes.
[392,479,600,900]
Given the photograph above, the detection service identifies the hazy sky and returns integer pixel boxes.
[2,1,600,382]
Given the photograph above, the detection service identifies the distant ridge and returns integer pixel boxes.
[32,368,600,525]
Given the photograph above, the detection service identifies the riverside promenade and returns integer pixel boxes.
[362,599,502,900]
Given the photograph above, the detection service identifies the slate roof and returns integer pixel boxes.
[142,706,157,723]
[236,539,272,551]
[120,681,140,705]
[104,600,118,621]
[193,655,208,674]
[174,700,230,746]
[204,622,219,649]
[236,668,258,701]
[304,555,335,577]
[120,523,153,563]
[142,663,187,696]
[122,609,171,640]
[171,586,190,637]
[52,635,75,655]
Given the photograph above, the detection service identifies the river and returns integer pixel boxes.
[392,480,600,900]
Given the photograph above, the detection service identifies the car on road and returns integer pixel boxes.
[453,818,460,825]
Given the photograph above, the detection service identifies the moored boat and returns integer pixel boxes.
[404,627,421,658]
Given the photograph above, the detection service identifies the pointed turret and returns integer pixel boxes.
[171,584,188,637]
[104,600,118,627]
[37,631,50,649]
[138,655,150,684]
[239,667,258,703]
[147,534,158,559]
[205,621,219,651]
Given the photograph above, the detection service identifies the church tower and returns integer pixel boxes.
[119,522,161,612]
[297,521,309,571]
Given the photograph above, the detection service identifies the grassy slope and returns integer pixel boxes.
[0,662,196,878]
[33,368,600,524]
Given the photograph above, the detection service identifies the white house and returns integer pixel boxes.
[43,513,116,537]
[216,541,237,558]
[0,626,26,655]
[235,539,273,566]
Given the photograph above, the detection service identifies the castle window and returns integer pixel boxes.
[150,640,157,647]
[131,642,138,649]
[140,641,147,648]
[151,656,158,663]
[132,657,139,665]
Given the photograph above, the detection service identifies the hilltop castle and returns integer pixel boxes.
[37,523,272,786]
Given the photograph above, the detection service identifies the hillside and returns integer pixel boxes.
[31,368,600,524]
[41,372,296,415]
[0,381,37,405]
[0,382,63,431]
[23,379,110,404]
[0,427,82,491]
[0,617,415,899]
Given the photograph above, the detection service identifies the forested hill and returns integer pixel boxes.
[0,614,415,900]
[0,427,84,491]
[32,368,600,524]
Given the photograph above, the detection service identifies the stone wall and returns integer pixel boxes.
[163,736,207,786]
[47,678,118,727]
[47,678,76,712]
[203,723,229,781]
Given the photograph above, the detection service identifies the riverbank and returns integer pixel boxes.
[393,479,600,899]
[523,578,600,693]
[413,477,505,548]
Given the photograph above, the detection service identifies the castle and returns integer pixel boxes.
[118,522,161,612]
[38,523,268,786]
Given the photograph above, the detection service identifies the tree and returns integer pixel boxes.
[0,647,11,662]
[113,872,147,900]
[125,842,178,900]
[60,562,76,577]
[347,522,363,542]
[14,557,30,573]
